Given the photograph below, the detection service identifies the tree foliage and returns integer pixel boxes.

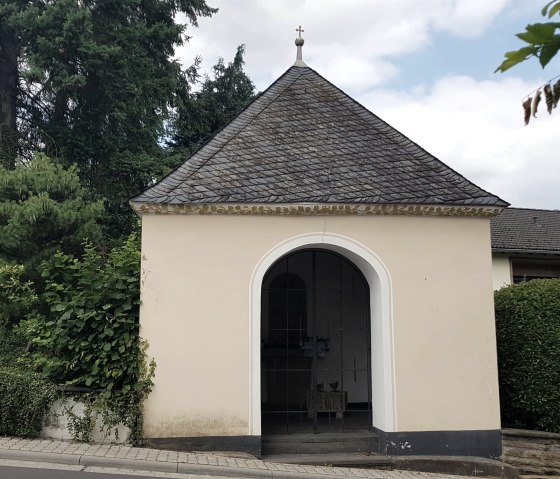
[0,1,256,441]
[172,45,256,151]
[0,1,20,169]
[0,236,153,443]
[24,235,145,393]
[0,289,55,438]
[496,0,560,72]
[1,0,257,237]
[0,155,103,275]
[1,0,220,236]
[0,264,38,328]
[494,279,560,433]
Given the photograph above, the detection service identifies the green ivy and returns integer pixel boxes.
[62,397,96,443]
[495,279,560,433]
[25,234,143,391]
[23,234,154,443]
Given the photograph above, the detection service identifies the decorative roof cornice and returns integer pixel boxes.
[131,202,504,217]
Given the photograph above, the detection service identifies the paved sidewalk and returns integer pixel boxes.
[0,436,494,479]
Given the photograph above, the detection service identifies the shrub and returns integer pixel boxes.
[0,368,56,437]
[0,299,55,438]
[0,323,28,365]
[24,234,143,392]
[21,235,154,443]
[495,279,560,432]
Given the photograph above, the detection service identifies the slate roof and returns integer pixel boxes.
[491,208,560,253]
[131,65,508,207]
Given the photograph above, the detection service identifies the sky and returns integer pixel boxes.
[176,0,560,209]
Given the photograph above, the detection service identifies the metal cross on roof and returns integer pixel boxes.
[294,25,307,67]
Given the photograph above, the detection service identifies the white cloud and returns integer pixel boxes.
[320,57,399,92]
[362,75,560,208]
[432,0,510,37]
[177,0,510,92]
[175,0,560,209]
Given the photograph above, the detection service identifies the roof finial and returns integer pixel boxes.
[294,25,307,67]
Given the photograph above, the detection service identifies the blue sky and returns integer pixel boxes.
[177,0,560,209]
[393,4,560,90]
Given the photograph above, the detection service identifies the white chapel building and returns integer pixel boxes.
[131,35,508,459]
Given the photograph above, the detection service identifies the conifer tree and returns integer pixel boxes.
[172,45,256,152]
[0,1,22,169]
[0,155,103,279]
[1,0,218,236]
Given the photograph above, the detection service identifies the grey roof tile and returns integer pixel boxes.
[491,208,560,253]
[131,65,508,207]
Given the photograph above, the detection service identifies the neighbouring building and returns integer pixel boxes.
[491,207,560,290]
[130,35,508,459]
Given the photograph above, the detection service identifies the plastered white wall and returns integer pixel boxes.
[492,255,512,290]
[139,214,501,438]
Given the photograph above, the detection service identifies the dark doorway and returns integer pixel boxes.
[261,249,372,434]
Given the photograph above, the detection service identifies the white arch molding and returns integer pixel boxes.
[249,232,396,436]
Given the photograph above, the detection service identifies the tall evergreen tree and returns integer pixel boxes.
[0,2,22,169]
[2,0,218,237]
[2,1,257,238]
[172,45,256,152]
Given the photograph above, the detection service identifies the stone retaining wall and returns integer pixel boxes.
[41,398,130,444]
[502,428,560,475]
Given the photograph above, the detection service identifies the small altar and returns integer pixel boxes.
[307,391,347,419]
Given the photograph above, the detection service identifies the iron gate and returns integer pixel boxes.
[261,249,372,434]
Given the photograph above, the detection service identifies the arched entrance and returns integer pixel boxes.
[261,249,371,434]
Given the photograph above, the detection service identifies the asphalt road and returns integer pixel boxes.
[0,463,226,479]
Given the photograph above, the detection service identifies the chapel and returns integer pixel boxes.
[130,31,508,458]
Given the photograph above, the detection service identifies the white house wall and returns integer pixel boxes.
[139,214,500,443]
[492,255,512,290]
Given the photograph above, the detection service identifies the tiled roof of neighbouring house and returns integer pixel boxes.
[131,65,508,207]
[491,207,560,253]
